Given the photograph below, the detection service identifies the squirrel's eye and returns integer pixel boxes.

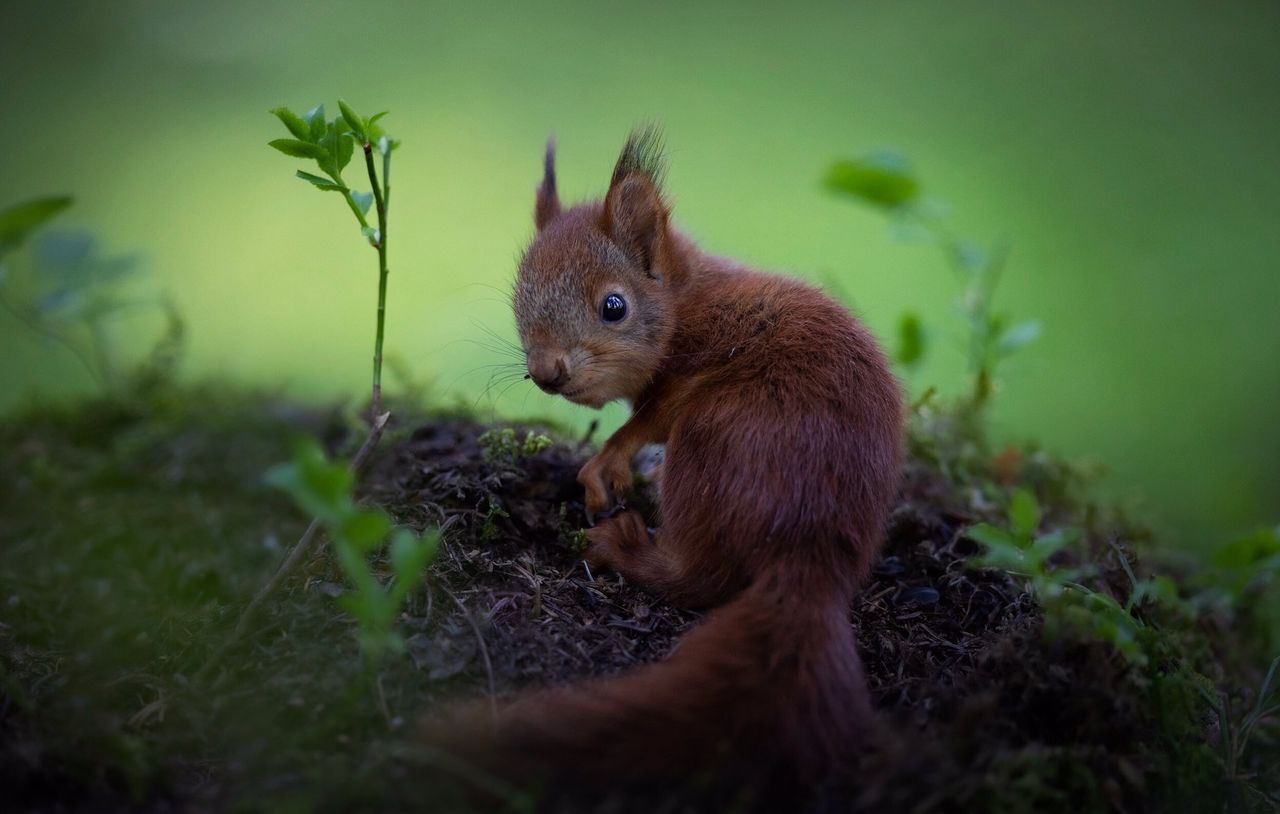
[601,293,627,323]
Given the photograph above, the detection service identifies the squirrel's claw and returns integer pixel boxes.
[586,501,627,528]
[577,450,634,521]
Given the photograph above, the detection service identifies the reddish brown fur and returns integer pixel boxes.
[423,130,903,796]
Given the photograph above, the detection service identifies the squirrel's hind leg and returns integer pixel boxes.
[584,511,726,608]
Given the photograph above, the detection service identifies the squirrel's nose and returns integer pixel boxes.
[528,352,571,393]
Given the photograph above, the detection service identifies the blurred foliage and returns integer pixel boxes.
[966,488,1182,666]
[0,196,72,256]
[826,151,1039,414]
[1199,525,1280,658]
[0,197,177,393]
[266,438,438,667]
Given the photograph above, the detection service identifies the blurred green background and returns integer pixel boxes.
[1,0,1276,552]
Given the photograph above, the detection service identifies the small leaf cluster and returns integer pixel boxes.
[1198,526,1280,655]
[479,499,510,543]
[967,488,1180,665]
[0,198,172,390]
[824,151,1038,410]
[0,196,72,258]
[268,102,397,246]
[477,428,552,465]
[266,438,438,666]
[1197,653,1279,804]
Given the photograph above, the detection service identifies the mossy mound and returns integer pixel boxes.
[0,389,1274,812]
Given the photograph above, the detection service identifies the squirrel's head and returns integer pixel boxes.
[513,127,676,408]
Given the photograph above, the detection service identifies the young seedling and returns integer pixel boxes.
[1199,525,1280,656]
[266,437,438,667]
[1198,655,1280,807]
[965,488,1173,665]
[268,100,399,419]
[0,198,179,394]
[200,101,412,675]
[477,427,552,465]
[824,152,1040,412]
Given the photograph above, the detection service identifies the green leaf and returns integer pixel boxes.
[367,113,390,143]
[1030,527,1079,560]
[971,545,1027,573]
[389,529,438,603]
[823,152,919,209]
[350,190,373,216]
[343,510,391,552]
[0,196,73,253]
[1211,526,1280,569]
[999,321,1042,355]
[896,312,924,366]
[268,139,329,160]
[295,170,347,191]
[269,107,311,141]
[302,104,326,141]
[264,438,352,522]
[390,529,432,580]
[316,122,354,175]
[297,446,351,507]
[967,522,1018,550]
[1130,575,1181,609]
[335,593,366,621]
[1007,489,1041,540]
[336,130,354,170]
[338,99,366,142]
[955,242,988,271]
[888,214,933,244]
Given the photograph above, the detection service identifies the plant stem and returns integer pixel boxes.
[382,146,391,216]
[364,143,390,419]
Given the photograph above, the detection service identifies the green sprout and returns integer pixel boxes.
[268,100,400,419]
[266,437,437,667]
[1198,526,1280,656]
[0,197,179,392]
[479,499,511,543]
[209,100,418,675]
[478,427,553,464]
[824,151,1039,412]
[966,488,1181,665]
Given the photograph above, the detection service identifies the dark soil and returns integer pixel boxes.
[0,396,1272,813]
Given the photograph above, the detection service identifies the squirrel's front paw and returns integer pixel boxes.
[577,451,634,518]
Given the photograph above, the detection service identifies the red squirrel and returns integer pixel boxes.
[427,128,903,793]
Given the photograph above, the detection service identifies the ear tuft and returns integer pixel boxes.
[609,124,667,191]
[603,125,669,276]
[534,137,561,231]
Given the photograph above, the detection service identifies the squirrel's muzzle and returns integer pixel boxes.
[528,350,572,394]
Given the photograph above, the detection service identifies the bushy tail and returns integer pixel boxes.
[423,572,871,791]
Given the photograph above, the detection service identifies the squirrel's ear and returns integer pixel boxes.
[602,127,668,278]
[534,139,561,231]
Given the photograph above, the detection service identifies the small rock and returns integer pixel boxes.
[874,556,907,577]
[318,582,346,598]
[897,586,940,606]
